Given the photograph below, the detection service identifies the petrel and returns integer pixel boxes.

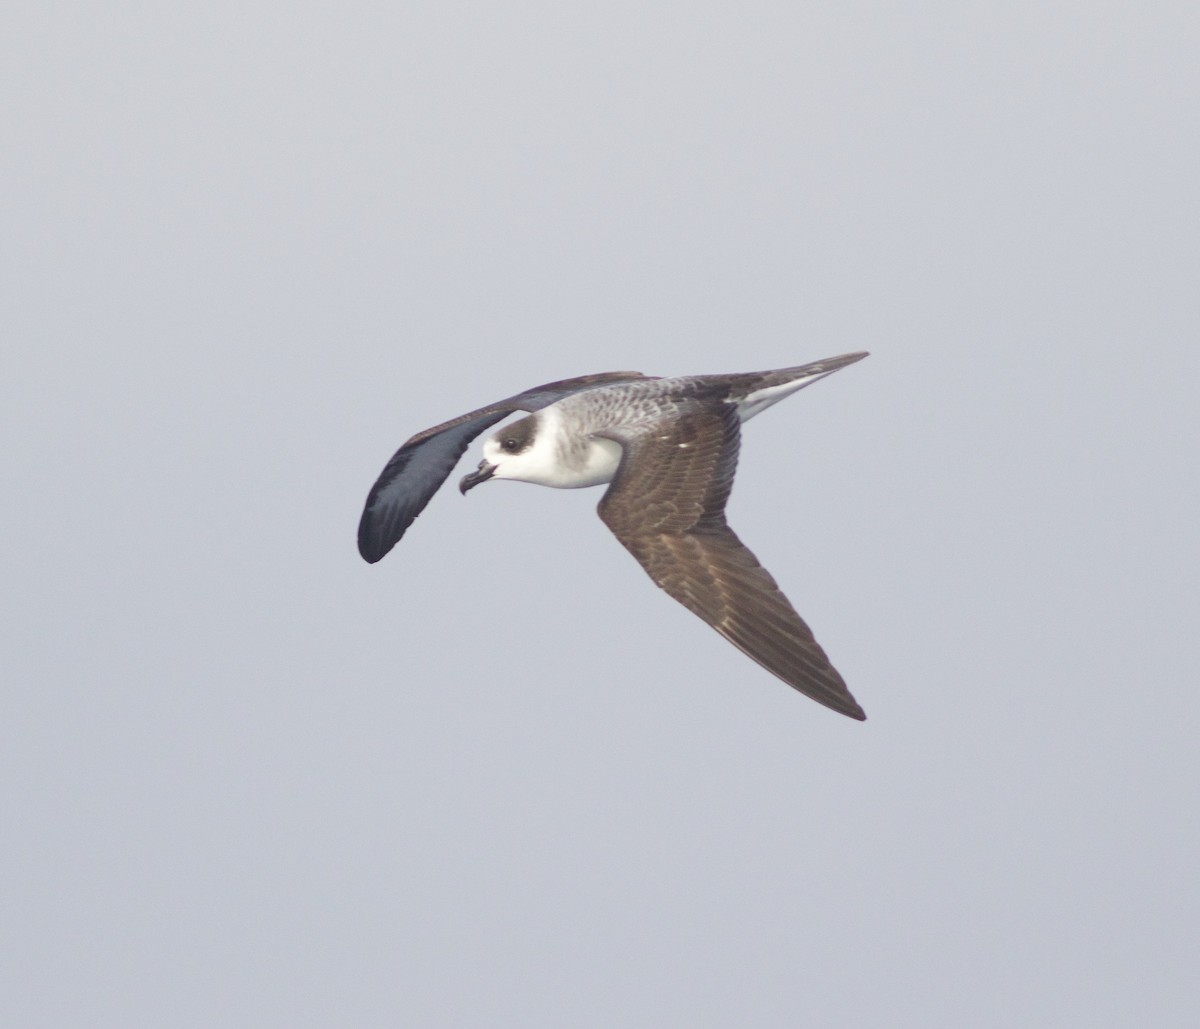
[358,352,868,719]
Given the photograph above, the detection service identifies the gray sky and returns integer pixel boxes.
[4,2,1198,1026]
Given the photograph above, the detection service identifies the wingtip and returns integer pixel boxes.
[357,524,393,564]
[835,693,867,720]
[827,697,867,720]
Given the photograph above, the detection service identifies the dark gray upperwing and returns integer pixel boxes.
[596,404,865,720]
[358,370,651,563]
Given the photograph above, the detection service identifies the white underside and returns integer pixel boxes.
[486,406,623,489]
[540,434,623,488]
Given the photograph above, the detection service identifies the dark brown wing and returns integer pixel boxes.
[597,404,865,720]
[358,370,651,562]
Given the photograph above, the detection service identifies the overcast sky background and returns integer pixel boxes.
[4,2,1198,1026]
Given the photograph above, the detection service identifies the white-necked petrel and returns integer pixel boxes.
[358,352,868,719]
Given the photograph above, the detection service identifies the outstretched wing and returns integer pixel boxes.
[358,371,651,562]
[597,404,865,720]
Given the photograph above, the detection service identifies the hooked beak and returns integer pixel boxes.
[459,460,496,494]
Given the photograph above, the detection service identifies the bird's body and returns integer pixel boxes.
[359,352,869,719]
[466,368,829,490]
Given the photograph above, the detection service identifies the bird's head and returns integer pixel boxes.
[459,414,541,493]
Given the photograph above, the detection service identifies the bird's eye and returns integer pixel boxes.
[502,438,519,452]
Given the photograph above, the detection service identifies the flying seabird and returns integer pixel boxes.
[358,352,869,720]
